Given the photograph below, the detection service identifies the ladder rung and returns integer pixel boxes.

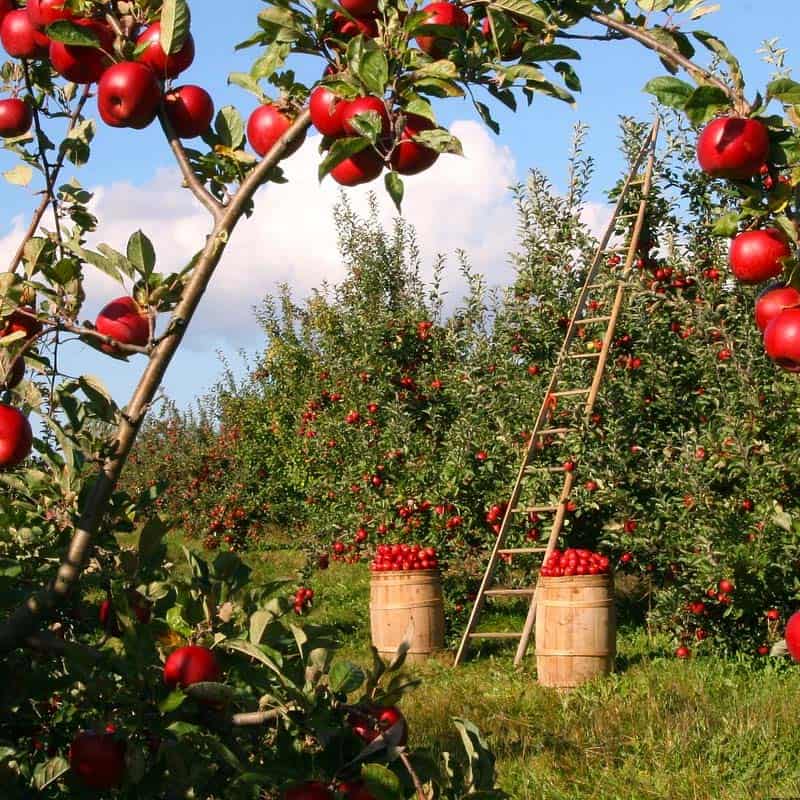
[484,587,536,597]
[469,632,522,639]
[536,427,570,436]
[550,388,590,397]
[524,465,566,473]
[580,316,612,324]
[616,212,639,220]
[512,505,559,514]
[498,547,548,554]
[567,352,601,360]
[603,246,628,253]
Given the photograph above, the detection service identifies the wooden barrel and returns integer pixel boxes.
[370,570,445,663]
[535,573,616,688]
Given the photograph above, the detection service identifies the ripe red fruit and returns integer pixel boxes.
[2,306,42,339]
[95,296,149,352]
[675,645,691,659]
[136,22,195,79]
[282,782,335,800]
[0,0,12,26]
[339,0,379,15]
[755,283,800,333]
[164,85,214,139]
[766,608,780,621]
[0,97,32,138]
[341,95,390,137]
[163,645,221,688]
[309,86,347,137]
[0,404,33,469]
[351,706,408,745]
[49,19,113,84]
[729,229,791,285]
[69,731,126,790]
[764,307,800,372]
[718,579,735,594]
[97,63,161,129]
[27,0,74,27]
[415,2,469,58]
[786,610,800,662]
[1,9,49,59]
[339,781,376,800]
[331,11,378,39]
[330,147,383,186]
[247,105,305,158]
[390,113,439,175]
[696,117,770,180]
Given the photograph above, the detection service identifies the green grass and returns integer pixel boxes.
[171,538,800,800]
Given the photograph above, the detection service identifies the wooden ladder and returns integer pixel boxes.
[453,117,661,668]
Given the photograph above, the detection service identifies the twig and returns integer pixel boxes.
[0,110,312,654]
[157,106,224,222]
[589,12,749,114]
[231,708,283,726]
[6,84,92,274]
[399,751,427,800]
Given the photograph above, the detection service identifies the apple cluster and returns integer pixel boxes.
[540,548,612,578]
[292,585,314,614]
[696,116,800,371]
[370,543,439,571]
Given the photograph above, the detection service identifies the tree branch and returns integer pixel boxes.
[589,12,749,114]
[231,708,283,726]
[157,106,225,223]
[7,83,92,274]
[399,751,428,800]
[0,110,312,654]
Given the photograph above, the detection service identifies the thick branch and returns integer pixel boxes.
[589,12,749,114]
[0,110,312,654]
[7,84,92,274]
[157,106,224,222]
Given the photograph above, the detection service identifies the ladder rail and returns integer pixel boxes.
[453,116,661,668]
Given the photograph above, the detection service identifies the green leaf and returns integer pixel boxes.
[45,20,100,46]
[221,638,284,676]
[329,660,366,694]
[683,85,731,126]
[411,129,463,156]
[643,76,694,109]
[521,43,580,61]
[127,230,156,277]
[159,690,187,713]
[32,756,69,790]
[385,171,404,213]
[768,78,800,105]
[452,718,497,792]
[359,49,390,96]
[160,0,191,55]
[137,515,168,563]
[360,764,404,800]
[318,137,370,181]
[3,164,32,186]
[228,72,264,100]
[79,374,118,421]
[693,30,743,93]
[710,212,740,237]
[215,106,246,149]
[487,0,547,26]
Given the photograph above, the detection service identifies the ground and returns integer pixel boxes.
[170,533,800,800]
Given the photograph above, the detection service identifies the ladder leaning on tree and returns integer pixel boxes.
[453,116,661,668]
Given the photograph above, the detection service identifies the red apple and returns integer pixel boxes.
[27,0,74,27]
[755,283,800,332]
[135,22,195,79]
[786,610,800,662]
[1,9,50,59]
[283,782,335,800]
[330,147,383,186]
[480,14,527,60]
[163,645,221,688]
[729,229,791,285]
[247,105,305,158]
[95,296,150,352]
[339,781,376,800]
[341,95,390,137]
[415,2,469,58]
[390,113,439,175]
[0,403,33,469]
[0,0,11,26]
[340,0,379,15]
[69,731,126,790]
[97,62,161,129]
[0,97,32,138]
[1,306,42,339]
[764,307,800,372]
[675,645,691,659]
[718,579,735,594]
[309,86,348,137]
[164,85,214,139]
[696,117,770,180]
[49,19,113,84]
[331,11,378,39]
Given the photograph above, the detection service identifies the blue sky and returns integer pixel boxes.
[1,0,798,410]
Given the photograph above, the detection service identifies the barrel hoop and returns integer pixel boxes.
[370,601,442,608]
[537,599,614,608]
[536,649,615,657]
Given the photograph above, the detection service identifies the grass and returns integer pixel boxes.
[170,536,800,800]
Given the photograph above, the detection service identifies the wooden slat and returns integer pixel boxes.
[550,388,590,398]
[484,588,536,597]
[536,427,571,436]
[579,316,612,325]
[498,547,548,555]
[469,632,522,640]
[512,505,559,514]
[567,352,601,360]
